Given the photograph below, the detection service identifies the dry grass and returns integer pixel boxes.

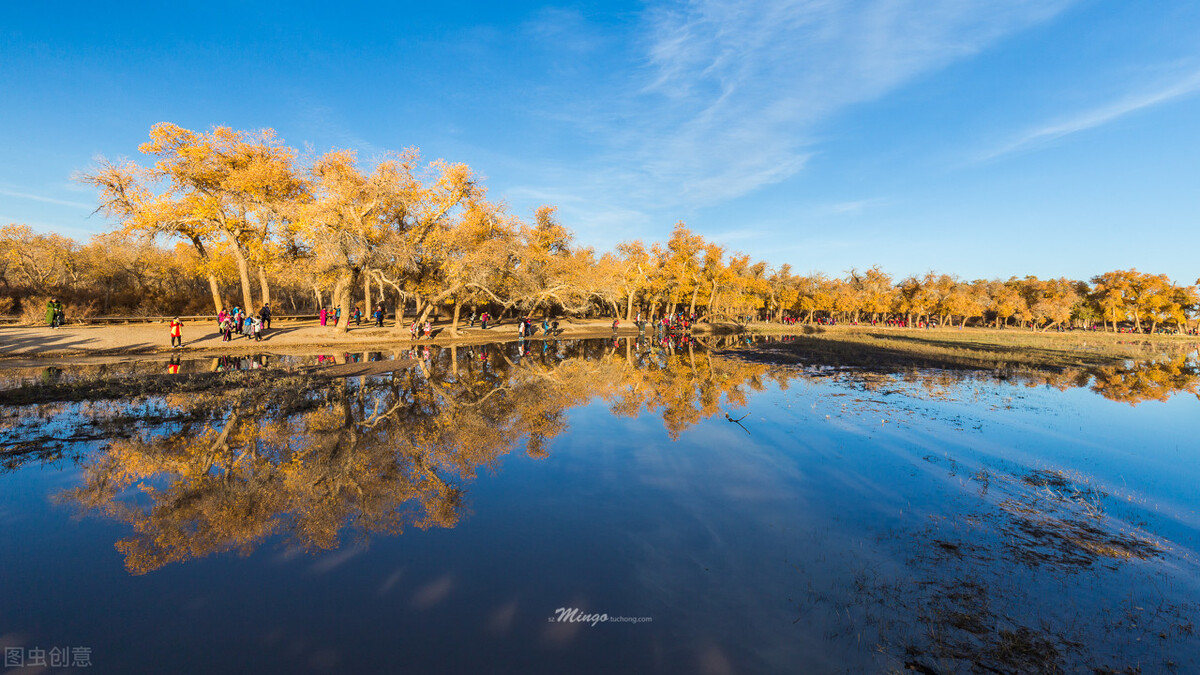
[19,295,53,326]
[1,367,337,406]
[714,324,1197,373]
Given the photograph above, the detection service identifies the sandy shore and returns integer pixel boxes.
[0,317,641,362]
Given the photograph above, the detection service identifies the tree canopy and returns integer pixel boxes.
[0,123,1193,333]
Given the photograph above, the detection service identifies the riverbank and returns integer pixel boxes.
[0,317,641,361]
[3,319,1197,371]
[713,322,1200,372]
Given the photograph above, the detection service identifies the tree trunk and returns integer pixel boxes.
[257,267,271,309]
[688,285,699,317]
[334,271,356,334]
[231,246,256,311]
[416,301,434,326]
[625,291,635,322]
[450,299,462,336]
[207,275,225,315]
[364,273,372,315]
[312,286,323,313]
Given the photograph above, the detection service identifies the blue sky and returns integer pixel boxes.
[2,0,1198,282]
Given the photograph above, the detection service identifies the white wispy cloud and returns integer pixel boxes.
[606,0,1078,205]
[0,187,93,210]
[812,198,885,217]
[296,104,387,161]
[506,184,653,247]
[980,67,1200,160]
[513,1,1074,244]
[522,7,604,55]
[0,216,97,239]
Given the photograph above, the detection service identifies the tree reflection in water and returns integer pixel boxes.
[54,338,787,574]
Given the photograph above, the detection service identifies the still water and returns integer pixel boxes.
[1,337,1198,673]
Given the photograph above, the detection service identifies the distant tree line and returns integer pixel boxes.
[1,123,1196,333]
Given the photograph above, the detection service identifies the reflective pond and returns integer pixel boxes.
[1,337,1198,673]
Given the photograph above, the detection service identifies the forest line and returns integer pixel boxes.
[2,123,1198,334]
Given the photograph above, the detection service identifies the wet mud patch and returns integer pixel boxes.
[801,465,1198,674]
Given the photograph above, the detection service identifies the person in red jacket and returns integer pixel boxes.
[170,317,183,348]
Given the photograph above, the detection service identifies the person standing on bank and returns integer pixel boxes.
[170,317,183,348]
[260,303,271,330]
[46,298,64,328]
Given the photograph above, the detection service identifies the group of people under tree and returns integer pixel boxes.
[215,304,271,343]
[317,304,388,328]
[515,316,558,338]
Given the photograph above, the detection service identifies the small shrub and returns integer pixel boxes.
[20,295,52,326]
[71,301,99,324]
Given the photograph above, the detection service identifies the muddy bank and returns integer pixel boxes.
[712,324,1200,373]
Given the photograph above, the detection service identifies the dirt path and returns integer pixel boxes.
[0,317,638,361]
